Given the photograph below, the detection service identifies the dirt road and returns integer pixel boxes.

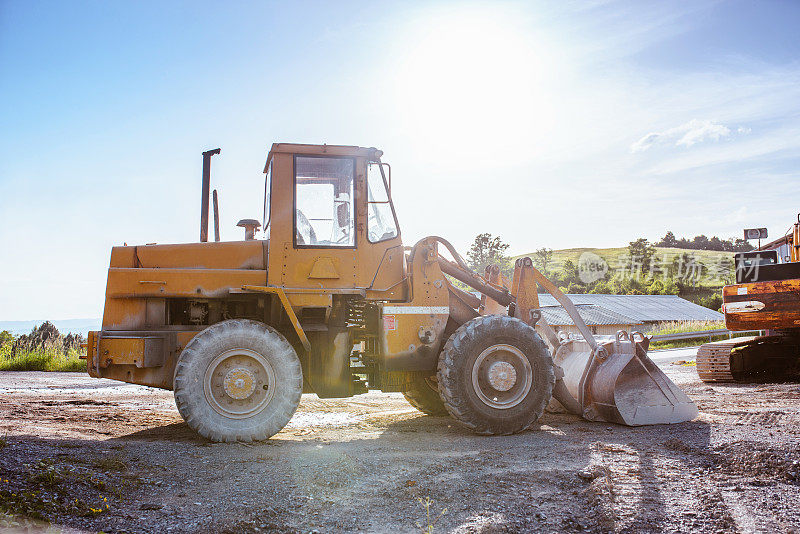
[1,363,799,533]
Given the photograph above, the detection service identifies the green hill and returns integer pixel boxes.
[515,247,733,287]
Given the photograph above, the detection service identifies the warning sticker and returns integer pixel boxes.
[383,315,397,332]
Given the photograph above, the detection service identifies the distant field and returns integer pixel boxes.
[515,246,733,286]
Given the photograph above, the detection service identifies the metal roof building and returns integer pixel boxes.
[539,304,642,328]
[536,294,723,324]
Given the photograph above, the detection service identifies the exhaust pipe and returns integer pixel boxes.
[212,189,220,242]
[200,148,221,242]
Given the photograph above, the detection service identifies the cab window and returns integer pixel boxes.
[367,162,399,243]
[295,156,355,247]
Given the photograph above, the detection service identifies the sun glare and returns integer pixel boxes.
[393,8,557,163]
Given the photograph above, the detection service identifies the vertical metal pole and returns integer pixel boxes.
[200,155,210,243]
[200,148,221,242]
[212,189,220,242]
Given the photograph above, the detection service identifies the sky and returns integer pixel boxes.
[1,0,799,320]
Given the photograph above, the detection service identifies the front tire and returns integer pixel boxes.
[437,315,555,435]
[174,319,302,442]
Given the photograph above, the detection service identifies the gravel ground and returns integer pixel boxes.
[0,363,799,533]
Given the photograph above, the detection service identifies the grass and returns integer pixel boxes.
[0,348,86,372]
[644,320,725,335]
[415,496,447,533]
[648,320,725,349]
[28,461,65,489]
[0,475,110,523]
[91,456,127,472]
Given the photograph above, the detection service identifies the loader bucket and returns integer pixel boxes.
[553,332,698,425]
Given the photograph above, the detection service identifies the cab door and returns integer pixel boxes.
[268,151,360,290]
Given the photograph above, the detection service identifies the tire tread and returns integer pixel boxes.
[437,315,555,435]
[173,319,302,443]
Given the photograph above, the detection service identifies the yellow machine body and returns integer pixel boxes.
[88,142,696,428]
[89,144,445,396]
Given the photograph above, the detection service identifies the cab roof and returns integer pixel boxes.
[263,143,383,173]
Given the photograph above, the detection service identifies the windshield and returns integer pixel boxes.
[294,156,355,247]
[367,161,399,242]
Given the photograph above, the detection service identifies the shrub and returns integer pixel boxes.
[0,324,86,372]
[699,294,723,311]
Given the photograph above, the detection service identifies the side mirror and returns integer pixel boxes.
[337,202,350,228]
[335,193,350,228]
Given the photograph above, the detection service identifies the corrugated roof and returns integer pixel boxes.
[540,304,642,327]
[536,294,723,322]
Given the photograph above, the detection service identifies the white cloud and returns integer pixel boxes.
[630,119,741,152]
[641,125,799,176]
[676,119,731,146]
[629,132,661,153]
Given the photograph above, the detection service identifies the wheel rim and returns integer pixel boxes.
[203,348,276,419]
[471,344,533,409]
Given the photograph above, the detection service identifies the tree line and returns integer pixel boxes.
[655,231,753,252]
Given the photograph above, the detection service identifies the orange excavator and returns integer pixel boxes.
[697,215,800,382]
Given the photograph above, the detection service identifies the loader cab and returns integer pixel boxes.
[262,144,406,300]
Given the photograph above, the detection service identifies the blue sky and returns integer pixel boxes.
[1,0,799,320]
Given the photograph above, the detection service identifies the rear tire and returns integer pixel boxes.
[173,319,302,442]
[437,315,555,435]
[403,372,448,416]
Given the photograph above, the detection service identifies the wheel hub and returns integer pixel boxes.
[203,348,275,419]
[471,344,533,409]
[487,361,517,391]
[223,368,256,400]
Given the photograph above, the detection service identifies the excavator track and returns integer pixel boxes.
[696,337,759,382]
[697,335,800,383]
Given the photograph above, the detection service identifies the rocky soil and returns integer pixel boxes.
[0,363,799,533]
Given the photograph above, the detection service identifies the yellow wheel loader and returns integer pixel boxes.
[87,143,697,442]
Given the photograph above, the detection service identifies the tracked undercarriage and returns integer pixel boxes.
[697,335,800,382]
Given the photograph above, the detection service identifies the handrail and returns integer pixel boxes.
[649,329,763,343]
